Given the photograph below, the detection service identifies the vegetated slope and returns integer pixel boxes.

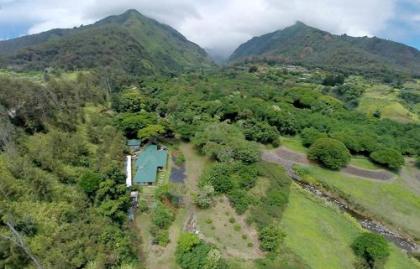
[229,22,420,76]
[0,9,213,75]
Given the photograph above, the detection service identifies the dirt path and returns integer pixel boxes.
[264,147,395,181]
[400,158,420,195]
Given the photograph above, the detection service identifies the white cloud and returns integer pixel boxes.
[0,0,413,56]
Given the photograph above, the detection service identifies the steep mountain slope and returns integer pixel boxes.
[0,10,213,75]
[229,22,420,75]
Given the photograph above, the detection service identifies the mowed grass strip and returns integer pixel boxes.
[280,184,420,269]
[302,165,420,239]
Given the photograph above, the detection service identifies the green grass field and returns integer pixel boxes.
[281,184,420,269]
[349,155,382,170]
[358,84,419,123]
[280,135,307,153]
[298,165,420,239]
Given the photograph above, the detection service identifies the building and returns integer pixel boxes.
[134,144,168,185]
[125,155,132,187]
[127,139,141,152]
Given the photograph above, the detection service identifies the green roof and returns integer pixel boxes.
[134,144,167,184]
[127,139,141,147]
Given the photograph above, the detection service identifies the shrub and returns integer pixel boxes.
[369,149,404,170]
[227,189,252,214]
[300,127,327,147]
[194,185,215,209]
[175,233,227,269]
[258,225,284,252]
[79,171,102,197]
[352,233,390,269]
[308,138,351,169]
[138,199,149,213]
[151,203,174,229]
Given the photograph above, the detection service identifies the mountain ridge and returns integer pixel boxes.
[229,22,420,75]
[0,9,214,75]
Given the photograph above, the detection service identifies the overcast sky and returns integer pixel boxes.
[0,0,419,57]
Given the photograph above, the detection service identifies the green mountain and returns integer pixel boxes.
[229,22,420,75]
[0,9,213,75]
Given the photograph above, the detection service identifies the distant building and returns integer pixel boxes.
[127,139,141,151]
[134,144,168,185]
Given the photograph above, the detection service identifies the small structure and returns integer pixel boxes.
[127,139,141,152]
[134,144,168,185]
[125,155,132,187]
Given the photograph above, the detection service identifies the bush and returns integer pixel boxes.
[369,149,404,170]
[138,199,149,213]
[151,203,174,229]
[227,189,252,214]
[308,138,351,169]
[352,233,390,269]
[194,185,215,209]
[258,225,284,252]
[300,127,327,147]
[175,233,228,269]
[79,171,102,197]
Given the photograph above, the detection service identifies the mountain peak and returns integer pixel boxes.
[229,22,420,75]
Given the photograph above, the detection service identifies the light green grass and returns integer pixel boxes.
[358,84,418,123]
[350,156,381,170]
[196,196,262,260]
[281,135,307,153]
[300,165,420,238]
[281,184,419,269]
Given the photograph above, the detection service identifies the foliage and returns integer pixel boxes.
[194,185,215,209]
[0,10,213,75]
[151,202,174,229]
[369,149,405,170]
[308,138,351,169]
[193,122,260,163]
[258,225,284,252]
[229,22,420,76]
[227,189,252,214]
[300,127,327,147]
[79,171,102,197]
[137,124,166,142]
[351,233,390,269]
[175,233,228,269]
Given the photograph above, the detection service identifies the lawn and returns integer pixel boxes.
[299,165,420,239]
[281,184,419,269]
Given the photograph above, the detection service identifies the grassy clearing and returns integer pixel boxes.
[135,208,187,269]
[196,196,262,260]
[281,184,419,269]
[350,156,381,170]
[299,164,420,239]
[358,84,418,123]
[280,135,307,153]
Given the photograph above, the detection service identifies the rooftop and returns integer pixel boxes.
[134,144,167,184]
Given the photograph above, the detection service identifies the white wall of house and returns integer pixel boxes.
[126,155,132,187]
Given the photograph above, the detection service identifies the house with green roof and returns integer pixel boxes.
[127,139,141,151]
[134,144,168,185]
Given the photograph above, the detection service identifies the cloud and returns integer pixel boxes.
[0,0,418,56]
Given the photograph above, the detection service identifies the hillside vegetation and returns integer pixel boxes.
[229,22,420,77]
[0,10,213,76]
